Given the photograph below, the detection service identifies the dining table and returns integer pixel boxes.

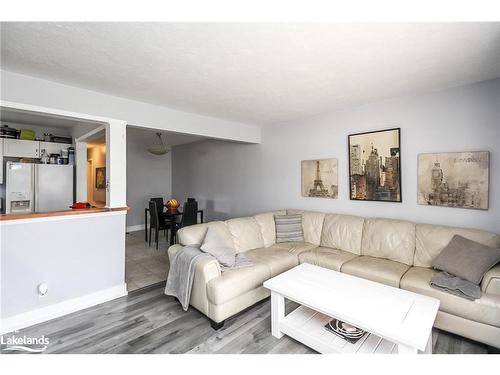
[144,206,204,242]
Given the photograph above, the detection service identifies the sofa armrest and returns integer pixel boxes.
[167,244,222,316]
[194,256,222,281]
[167,244,221,278]
[191,255,222,316]
[167,244,183,260]
[481,264,500,295]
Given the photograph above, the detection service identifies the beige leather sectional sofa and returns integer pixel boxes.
[168,209,500,347]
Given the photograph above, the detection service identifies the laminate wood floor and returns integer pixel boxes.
[0,282,492,354]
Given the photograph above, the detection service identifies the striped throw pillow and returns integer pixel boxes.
[274,214,304,243]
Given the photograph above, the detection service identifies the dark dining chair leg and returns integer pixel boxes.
[144,209,148,242]
[155,228,159,250]
[149,226,152,247]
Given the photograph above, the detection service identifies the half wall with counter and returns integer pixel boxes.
[0,208,128,333]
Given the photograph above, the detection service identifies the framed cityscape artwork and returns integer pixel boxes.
[417,151,489,210]
[301,158,338,198]
[348,128,401,202]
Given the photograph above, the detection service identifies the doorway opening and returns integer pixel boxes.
[85,130,106,208]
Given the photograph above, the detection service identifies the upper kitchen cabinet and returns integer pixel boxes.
[3,138,39,158]
[39,141,72,155]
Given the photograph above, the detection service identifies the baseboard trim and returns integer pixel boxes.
[126,224,145,232]
[0,283,128,334]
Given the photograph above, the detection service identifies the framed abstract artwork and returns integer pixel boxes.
[301,158,338,199]
[95,167,106,189]
[348,128,401,202]
[417,151,489,210]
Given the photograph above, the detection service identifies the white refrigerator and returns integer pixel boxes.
[6,162,74,214]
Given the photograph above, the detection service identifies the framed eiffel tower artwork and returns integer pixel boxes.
[301,158,338,199]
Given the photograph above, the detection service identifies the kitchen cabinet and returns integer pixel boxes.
[3,139,39,158]
[1,139,73,160]
[39,141,72,155]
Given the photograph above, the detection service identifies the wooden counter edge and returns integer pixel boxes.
[0,206,129,221]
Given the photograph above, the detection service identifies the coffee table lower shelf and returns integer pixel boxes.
[280,305,398,354]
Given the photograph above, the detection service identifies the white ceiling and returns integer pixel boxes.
[0,107,103,128]
[127,126,204,146]
[82,127,203,147]
[0,106,202,146]
[1,23,499,125]
[86,129,106,146]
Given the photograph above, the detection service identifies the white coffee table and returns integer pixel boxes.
[263,263,440,354]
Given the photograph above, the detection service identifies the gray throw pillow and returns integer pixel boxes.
[200,226,236,268]
[431,235,500,284]
[274,214,304,243]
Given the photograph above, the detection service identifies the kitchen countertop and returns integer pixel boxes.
[0,206,129,221]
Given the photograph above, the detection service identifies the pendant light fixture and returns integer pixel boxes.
[147,132,171,155]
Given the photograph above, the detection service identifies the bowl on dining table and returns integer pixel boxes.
[166,198,180,211]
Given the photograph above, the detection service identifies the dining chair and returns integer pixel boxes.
[182,200,199,226]
[150,197,166,223]
[148,201,169,250]
[169,200,198,245]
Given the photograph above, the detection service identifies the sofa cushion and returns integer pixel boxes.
[401,267,500,327]
[274,214,304,243]
[254,210,286,247]
[321,214,364,255]
[246,247,299,277]
[361,218,416,266]
[226,217,264,253]
[287,209,325,245]
[415,224,500,268]
[271,242,317,255]
[207,262,270,305]
[177,221,232,247]
[299,247,358,272]
[341,256,410,288]
[200,226,236,267]
[432,235,500,285]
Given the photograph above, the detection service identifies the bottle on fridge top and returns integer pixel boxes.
[68,147,75,165]
[40,149,49,164]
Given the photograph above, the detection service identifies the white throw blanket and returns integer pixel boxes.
[165,246,211,311]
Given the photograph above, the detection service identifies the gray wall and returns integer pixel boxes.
[126,127,172,228]
[1,212,126,320]
[172,79,500,233]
